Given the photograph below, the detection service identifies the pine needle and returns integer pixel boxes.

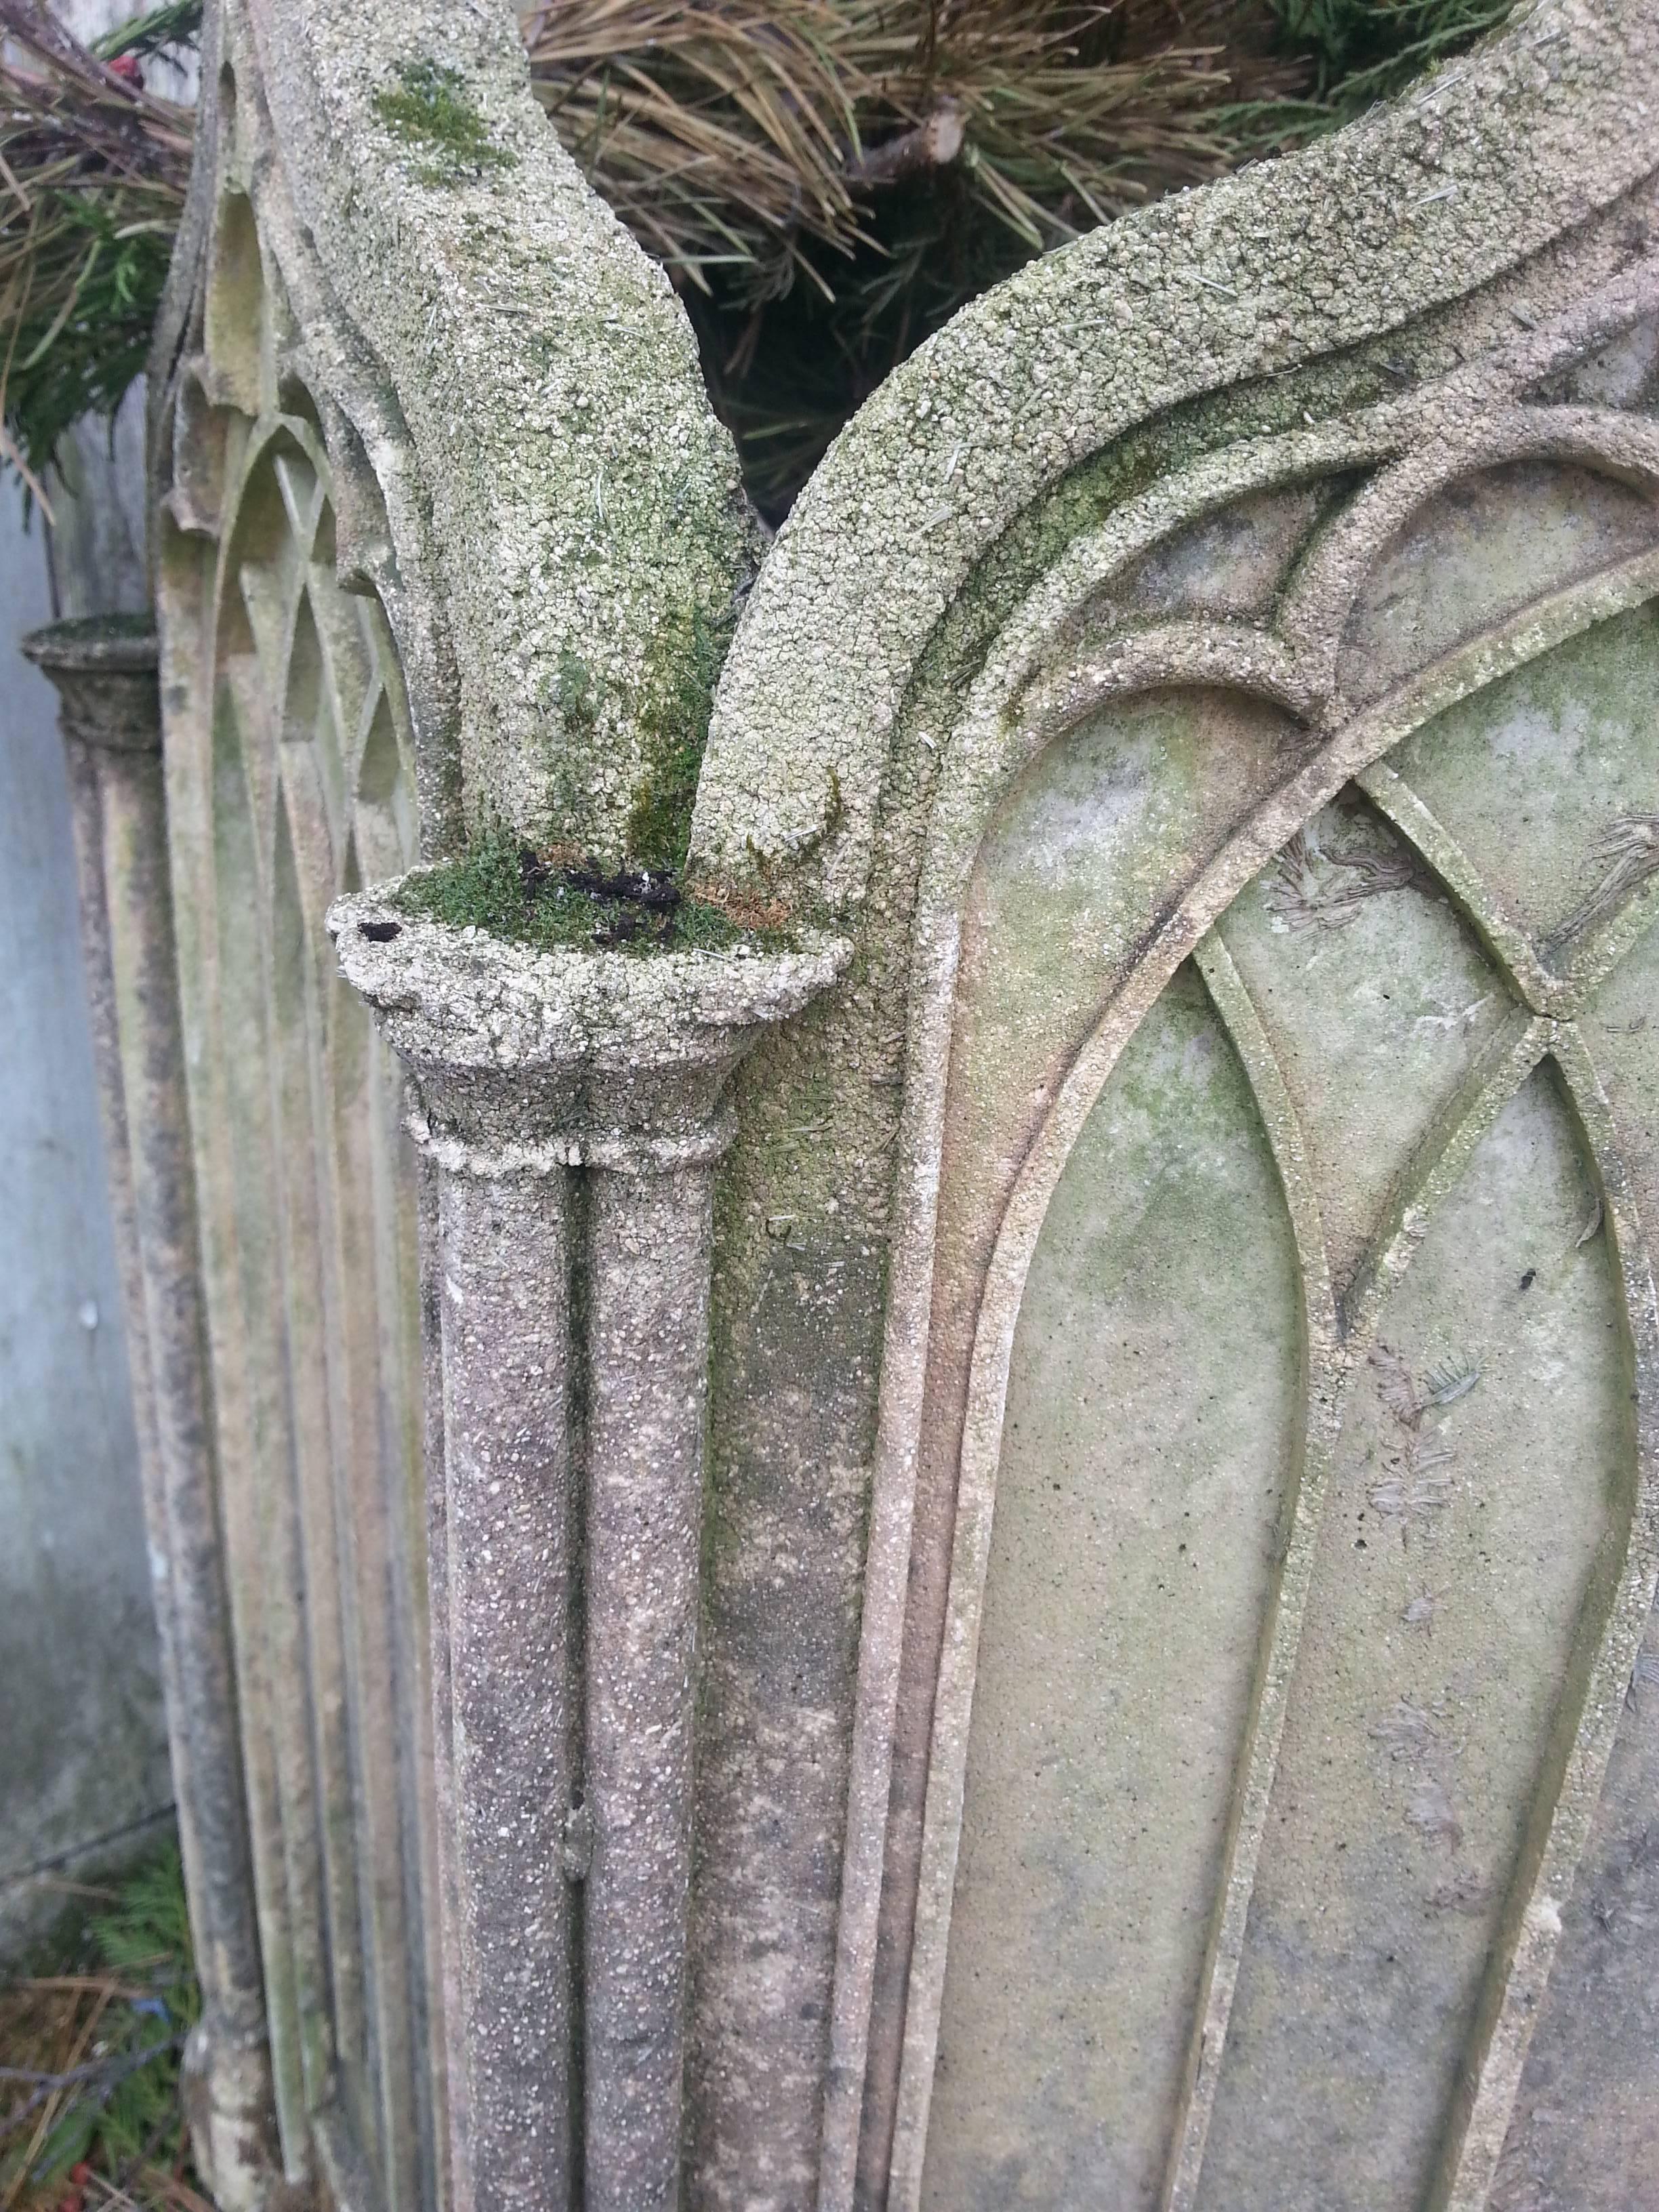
[0,1847,199,2212]
[1,0,1518,515]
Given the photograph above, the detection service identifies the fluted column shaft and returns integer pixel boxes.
[436,1164,581,2210]
[331,886,846,2212]
[22,618,278,2209]
[584,1157,717,2212]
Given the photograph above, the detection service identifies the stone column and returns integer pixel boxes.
[582,1129,724,2212]
[432,1153,579,2212]
[20,617,280,2211]
[329,886,846,2212]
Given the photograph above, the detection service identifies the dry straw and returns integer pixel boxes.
[1,0,1513,511]
[0,0,192,510]
[520,1,1305,292]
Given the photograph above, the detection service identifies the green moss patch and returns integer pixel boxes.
[626,600,735,876]
[394,828,790,956]
[372,61,516,186]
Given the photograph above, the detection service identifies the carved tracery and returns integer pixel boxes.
[839,289,1659,2211]
[158,152,441,2212]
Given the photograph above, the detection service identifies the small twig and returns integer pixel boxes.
[2,1980,108,2203]
[844,100,965,187]
[0,2033,182,2150]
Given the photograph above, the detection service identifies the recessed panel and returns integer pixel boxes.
[921,965,1301,2211]
[1489,906,1659,2209]
[1219,792,1515,1291]
[951,688,1307,1202]
[1340,464,1656,702]
[1101,484,1332,626]
[1386,606,1659,955]
[1195,1068,1628,2211]
[1490,1597,1659,2212]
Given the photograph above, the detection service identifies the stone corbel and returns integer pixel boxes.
[328,886,848,2212]
[20,618,283,2211]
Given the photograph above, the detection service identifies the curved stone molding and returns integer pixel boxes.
[239,0,757,856]
[813,547,1659,2212]
[157,0,758,862]
[690,0,1659,907]
[330,893,848,2212]
[661,7,1659,2206]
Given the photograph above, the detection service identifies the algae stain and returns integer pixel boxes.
[556,645,598,744]
[372,60,516,186]
[626,598,735,875]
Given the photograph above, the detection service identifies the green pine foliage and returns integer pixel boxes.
[0,1845,199,2211]
[1267,0,1519,111]
[0,0,197,499]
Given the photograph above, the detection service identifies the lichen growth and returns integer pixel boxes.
[556,647,598,744]
[371,60,516,186]
[394,825,788,956]
[626,599,734,875]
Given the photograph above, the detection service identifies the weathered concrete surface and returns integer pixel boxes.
[232,0,760,861]
[22,616,282,2212]
[584,1163,715,2212]
[433,1162,579,2212]
[671,6,1659,2195]
[665,8,1659,2205]
[144,2,1659,2209]
[155,363,442,2207]
[921,965,1300,2212]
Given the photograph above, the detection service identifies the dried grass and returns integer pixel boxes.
[0,0,193,504]
[0,0,1516,512]
[520,0,1328,502]
[518,1,1307,296]
[0,1853,201,2212]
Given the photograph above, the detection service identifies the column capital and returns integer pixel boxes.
[327,878,851,1175]
[22,616,161,753]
